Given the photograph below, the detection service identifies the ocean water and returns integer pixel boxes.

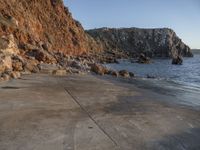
[106,52,200,107]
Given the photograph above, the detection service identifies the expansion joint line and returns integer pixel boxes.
[64,88,118,147]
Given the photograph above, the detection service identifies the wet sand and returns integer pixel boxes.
[0,74,200,150]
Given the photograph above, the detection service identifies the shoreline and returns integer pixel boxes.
[98,74,200,109]
[2,72,200,109]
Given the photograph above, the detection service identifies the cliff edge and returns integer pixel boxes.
[87,27,193,58]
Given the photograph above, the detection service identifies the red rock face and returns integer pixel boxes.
[0,0,100,55]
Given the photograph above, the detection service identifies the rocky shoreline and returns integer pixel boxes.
[0,0,194,82]
[0,33,194,83]
[0,33,137,82]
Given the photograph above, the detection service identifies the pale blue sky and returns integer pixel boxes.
[64,0,200,48]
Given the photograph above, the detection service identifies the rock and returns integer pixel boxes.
[87,28,193,58]
[91,63,108,75]
[119,70,130,78]
[25,49,57,64]
[147,74,156,79]
[0,36,9,50]
[0,64,6,73]
[172,56,183,65]
[0,34,20,75]
[111,71,119,77]
[105,57,119,64]
[129,72,135,77]
[66,67,86,75]
[69,68,80,74]
[0,55,12,73]
[137,53,150,64]
[38,63,61,74]
[0,78,3,82]
[22,43,38,51]
[0,34,20,55]
[39,42,50,51]
[66,68,73,74]
[20,71,31,75]
[70,60,82,69]
[24,59,39,73]
[12,61,23,71]
[1,73,10,81]
[10,71,21,79]
[52,70,67,76]
[12,55,25,64]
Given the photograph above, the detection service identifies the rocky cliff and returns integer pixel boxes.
[87,27,193,58]
[0,0,100,55]
[0,0,104,81]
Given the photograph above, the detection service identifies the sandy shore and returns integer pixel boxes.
[0,74,199,150]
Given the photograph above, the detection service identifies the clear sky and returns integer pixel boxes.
[64,0,200,49]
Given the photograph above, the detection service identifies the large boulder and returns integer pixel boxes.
[172,56,183,65]
[1,73,10,81]
[38,63,61,74]
[24,59,39,73]
[137,53,151,64]
[0,34,20,74]
[0,55,12,73]
[12,61,23,71]
[110,70,119,77]
[118,70,135,78]
[52,69,67,76]
[69,59,90,71]
[0,35,20,55]
[119,70,130,78]
[25,48,57,64]
[91,63,109,75]
[10,71,21,79]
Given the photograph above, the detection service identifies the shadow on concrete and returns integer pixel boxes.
[147,128,200,150]
[1,86,20,89]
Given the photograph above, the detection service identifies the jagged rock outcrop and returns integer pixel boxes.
[0,35,19,71]
[0,0,100,55]
[0,34,21,80]
[87,27,193,58]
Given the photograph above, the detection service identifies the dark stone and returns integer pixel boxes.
[25,49,57,64]
[119,70,130,78]
[147,74,156,79]
[111,71,119,77]
[137,53,151,64]
[91,63,108,75]
[70,61,82,69]
[129,72,135,77]
[172,56,183,65]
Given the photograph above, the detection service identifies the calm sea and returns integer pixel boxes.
[106,52,200,107]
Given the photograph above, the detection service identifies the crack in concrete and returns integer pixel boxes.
[64,88,119,148]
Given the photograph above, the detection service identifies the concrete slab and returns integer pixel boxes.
[0,74,200,150]
[0,75,117,150]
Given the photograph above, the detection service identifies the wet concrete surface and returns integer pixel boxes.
[0,74,200,150]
